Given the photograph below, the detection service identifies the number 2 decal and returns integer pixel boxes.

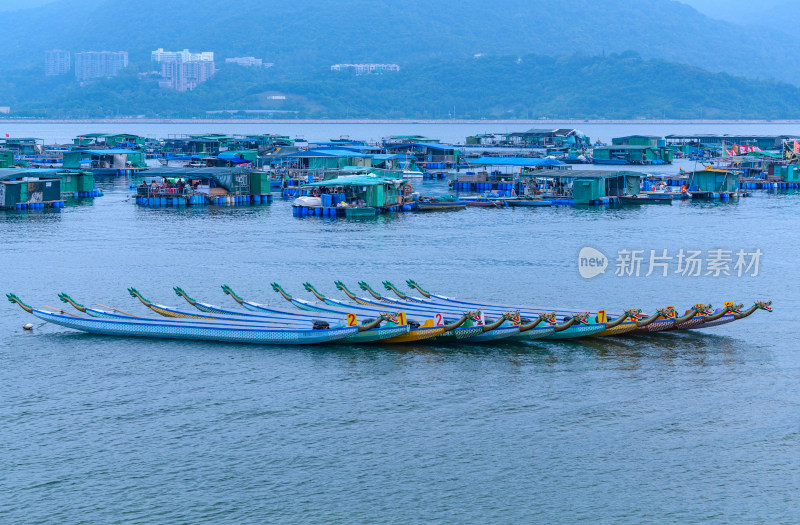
[434,313,443,326]
[346,313,358,326]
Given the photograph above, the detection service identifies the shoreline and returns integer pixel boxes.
[3,118,800,125]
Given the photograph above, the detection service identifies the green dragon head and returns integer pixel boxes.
[221,284,246,304]
[270,283,292,300]
[623,308,644,320]
[754,300,773,312]
[58,292,86,312]
[127,287,150,305]
[173,286,196,304]
[405,279,431,297]
[6,293,33,314]
[539,312,557,324]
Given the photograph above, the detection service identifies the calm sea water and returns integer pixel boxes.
[7,120,800,144]
[1,124,799,523]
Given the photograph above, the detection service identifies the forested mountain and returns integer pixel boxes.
[9,53,800,120]
[1,0,798,119]
[1,0,798,83]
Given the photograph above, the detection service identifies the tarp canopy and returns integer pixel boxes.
[0,168,83,181]
[746,151,781,159]
[304,174,405,187]
[143,166,250,192]
[468,156,567,167]
[385,142,454,151]
[280,148,372,159]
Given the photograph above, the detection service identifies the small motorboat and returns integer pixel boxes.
[619,194,672,205]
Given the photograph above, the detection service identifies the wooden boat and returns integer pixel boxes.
[619,195,672,205]
[64,291,411,344]
[641,190,691,200]
[124,288,410,344]
[359,280,610,321]
[225,284,477,344]
[276,282,525,343]
[506,199,552,207]
[400,280,771,336]
[462,200,504,208]
[417,201,466,211]
[327,281,606,341]
[7,294,359,345]
[323,281,529,342]
[387,280,624,324]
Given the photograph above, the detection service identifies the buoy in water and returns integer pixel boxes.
[23,323,33,331]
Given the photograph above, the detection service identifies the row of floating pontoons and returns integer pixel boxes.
[8,279,772,346]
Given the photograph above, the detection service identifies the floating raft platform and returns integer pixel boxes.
[136,193,273,207]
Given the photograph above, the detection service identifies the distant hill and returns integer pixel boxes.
[682,0,799,35]
[1,0,800,84]
[9,53,800,120]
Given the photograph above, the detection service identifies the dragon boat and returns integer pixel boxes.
[299,282,528,342]
[125,288,411,344]
[7,294,359,345]
[401,280,771,335]
[225,284,496,344]
[358,280,642,338]
[269,284,529,343]
[310,280,608,340]
[60,290,410,344]
[391,280,625,320]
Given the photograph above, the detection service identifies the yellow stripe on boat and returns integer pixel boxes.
[146,303,211,319]
[592,320,641,337]
[381,325,448,343]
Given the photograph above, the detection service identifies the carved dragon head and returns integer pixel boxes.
[270,282,289,297]
[405,279,430,296]
[6,293,33,314]
[539,312,557,324]
[572,312,591,325]
[379,311,399,324]
[127,287,149,305]
[173,287,195,302]
[58,292,85,309]
[754,300,773,312]
[656,307,674,319]
[623,308,644,320]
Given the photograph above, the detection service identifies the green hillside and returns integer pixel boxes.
[9,53,800,120]
[0,0,798,84]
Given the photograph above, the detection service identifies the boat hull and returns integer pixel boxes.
[506,200,552,207]
[462,325,520,342]
[692,314,736,330]
[619,196,672,205]
[510,325,556,340]
[592,321,641,337]
[417,203,466,211]
[629,318,676,334]
[541,323,607,340]
[31,309,358,345]
[382,325,448,343]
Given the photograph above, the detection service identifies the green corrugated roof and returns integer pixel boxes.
[304,174,405,187]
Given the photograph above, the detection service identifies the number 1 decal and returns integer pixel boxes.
[397,312,407,325]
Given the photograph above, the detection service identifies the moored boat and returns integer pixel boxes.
[7,294,359,345]
[619,195,672,205]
